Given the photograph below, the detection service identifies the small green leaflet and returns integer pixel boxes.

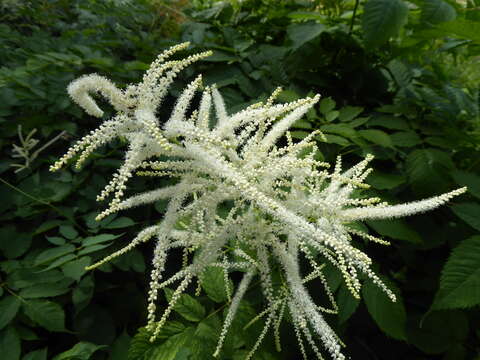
[0,326,21,360]
[164,289,206,322]
[52,342,107,360]
[23,300,66,332]
[201,266,232,303]
[0,296,21,330]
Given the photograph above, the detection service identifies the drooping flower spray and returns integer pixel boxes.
[51,43,466,359]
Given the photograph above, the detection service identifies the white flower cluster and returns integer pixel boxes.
[51,43,466,360]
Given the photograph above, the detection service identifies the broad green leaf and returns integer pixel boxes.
[451,203,480,231]
[451,170,480,200]
[367,171,405,189]
[358,129,393,147]
[59,225,78,240]
[62,257,91,281]
[78,243,113,256]
[46,237,66,246]
[337,284,359,323]
[34,245,76,267]
[362,0,409,47]
[421,0,456,24]
[104,217,135,229]
[164,289,205,322]
[8,269,64,289]
[34,220,62,235]
[338,106,363,122]
[52,342,106,360]
[362,278,406,340]
[390,131,422,147]
[319,97,336,115]
[82,233,122,247]
[325,110,339,122]
[287,22,326,50]
[201,266,232,303]
[22,348,47,360]
[405,148,453,195]
[19,279,72,299]
[320,124,356,138]
[41,254,77,272]
[368,115,409,130]
[72,275,94,313]
[0,226,32,259]
[0,296,21,330]
[435,19,480,43]
[109,331,131,360]
[0,327,21,360]
[432,236,480,310]
[148,327,195,360]
[23,300,65,332]
[408,311,468,354]
[367,219,421,243]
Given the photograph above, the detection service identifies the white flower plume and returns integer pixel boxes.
[51,43,467,360]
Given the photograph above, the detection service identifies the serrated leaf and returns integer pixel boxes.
[451,170,480,200]
[390,131,422,147]
[0,296,21,330]
[59,225,78,240]
[319,97,336,115]
[82,233,122,247]
[358,129,393,147]
[78,243,113,256]
[337,284,359,323]
[0,327,21,360]
[19,279,72,299]
[362,0,409,47]
[287,21,326,50]
[23,348,47,360]
[431,236,480,310]
[149,327,195,360]
[367,219,421,243]
[408,311,468,354]
[41,254,77,272]
[201,266,232,303]
[362,278,406,340]
[338,106,363,122]
[23,300,65,332]
[451,203,480,231]
[367,171,405,189]
[104,217,135,229]
[422,0,456,24]
[52,342,106,360]
[164,289,205,322]
[405,148,453,195]
[62,257,91,282]
[34,245,76,267]
[0,227,32,259]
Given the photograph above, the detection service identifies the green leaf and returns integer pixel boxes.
[52,342,107,360]
[41,254,77,272]
[451,170,480,200]
[338,106,363,122]
[164,289,205,322]
[62,257,91,282]
[431,236,480,310]
[34,245,76,267]
[408,311,468,354]
[23,300,65,332]
[367,171,405,190]
[0,327,21,360]
[104,217,135,229]
[362,278,406,340]
[337,284,359,323]
[148,328,195,360]
[435,19,480,43]
[201,266,232,303]
[421,0,456,24]
[19,279,72,299]
[367,219,422,243]
[72,275,94,313]
[405,148,453,195]
[319,97,336,115]
[46,237,66,246]
[358,129,393,147]
[0,227,32,259]
[82,233,122,247]
[109,331,131,360]
[22,348,47,360]
[320,124,356,138]
[287,21,326,50]
[362,0,409,47]
[59,225,78,240]
[0,296,21,330]
[451,203,480,231]
[78,243,113,256]
[390,131,422,147]
[325,110,339,122]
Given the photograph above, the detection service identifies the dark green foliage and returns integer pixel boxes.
[1,0,480,359]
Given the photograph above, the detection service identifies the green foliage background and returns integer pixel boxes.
[0,0,479,359]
